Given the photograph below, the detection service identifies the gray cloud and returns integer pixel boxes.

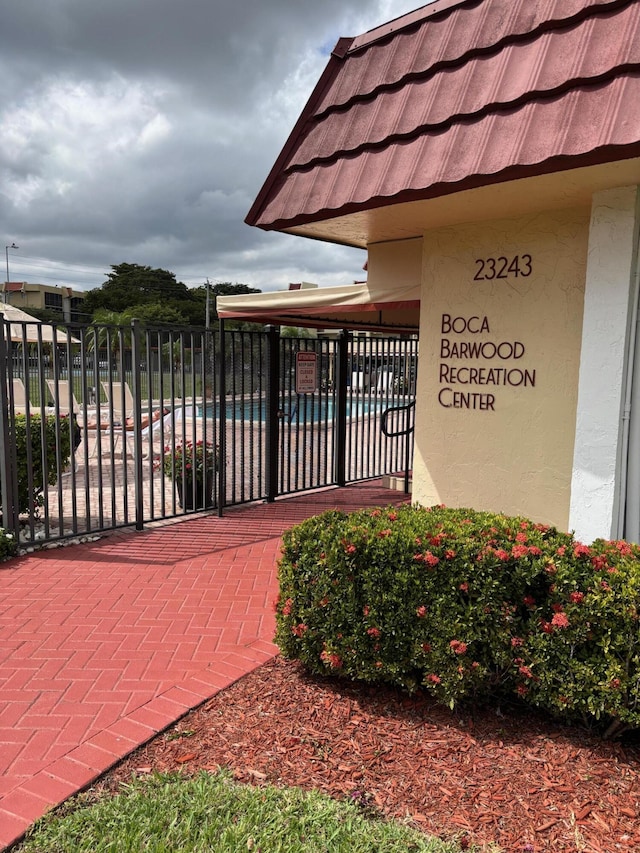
[0,0,425,293]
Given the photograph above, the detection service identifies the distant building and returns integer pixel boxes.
[1,282,86,323]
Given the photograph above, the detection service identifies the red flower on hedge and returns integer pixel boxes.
[446,549,457,560]
[424,551,440,567]
[511,544,529,559]
[495,549,510,561]
[515,532,528,543]
[511,636,523,647]
[378,528,392,538]
[416,605,427,618]
[367,627,381,638]
[450,639,468,655]
[282,598,293,616]
[591,554,609,571]
[421,642,432,653]
[518,665,534,679]
[551,612,570,629]
[573,543,592,559]
[459,582,469,592]
[344,543,356,554]
[292,623,308,637]
[569,591,585,603]
[426,673,441,684]
[320,650,343,669]
[388,511,398,521]
[523,595,536,607]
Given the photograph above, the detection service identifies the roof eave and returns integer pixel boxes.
[253,141,640,236]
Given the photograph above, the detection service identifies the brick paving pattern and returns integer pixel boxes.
[0,480,408,850]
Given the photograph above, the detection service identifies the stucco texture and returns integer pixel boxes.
[413,208,590,530]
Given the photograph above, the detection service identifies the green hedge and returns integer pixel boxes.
[0,527,17,561]
[0,413,73,518]
[275,505,640,735]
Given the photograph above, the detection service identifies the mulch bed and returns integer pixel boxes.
[97,656,640,853]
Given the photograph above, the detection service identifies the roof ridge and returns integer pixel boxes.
[318,0,637,117]
[349,0,632,56]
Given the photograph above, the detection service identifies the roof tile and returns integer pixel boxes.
[247,0,640,231]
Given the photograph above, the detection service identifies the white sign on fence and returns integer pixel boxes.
[295,351,318,394]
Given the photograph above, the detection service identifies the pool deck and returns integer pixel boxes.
[0,479,410,851]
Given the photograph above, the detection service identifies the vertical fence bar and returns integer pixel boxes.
[131,319,144,531]
[334,329,349,487]
[265,325,280,502]
[0,315,17,537]
[217,320,226,515]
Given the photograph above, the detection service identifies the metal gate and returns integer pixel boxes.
[0,315,417,548]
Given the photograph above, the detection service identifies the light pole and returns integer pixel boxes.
[4,242,18,302]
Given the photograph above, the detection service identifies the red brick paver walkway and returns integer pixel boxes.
[0,481,408,850]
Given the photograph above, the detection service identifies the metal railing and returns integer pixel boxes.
[381,400,416,494]
[1,314,418,547]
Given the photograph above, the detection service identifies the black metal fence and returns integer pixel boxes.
[0,314,417,548]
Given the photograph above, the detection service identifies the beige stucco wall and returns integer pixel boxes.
[412,208,590,529]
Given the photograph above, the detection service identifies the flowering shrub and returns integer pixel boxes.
[515,538,640,735]
[275,504,640,734]
[162,440,218,483]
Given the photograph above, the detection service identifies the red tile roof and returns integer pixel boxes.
[247,0,640,235]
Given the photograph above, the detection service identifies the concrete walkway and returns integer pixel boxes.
[0,480,409,850]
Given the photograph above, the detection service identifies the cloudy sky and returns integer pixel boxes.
[0,0,428,295]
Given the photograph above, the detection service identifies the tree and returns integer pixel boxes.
[281,326,317,338]
[90,305,190,360]
[82,263,200,323]
[189,281,261,325]
[82,268,261,327]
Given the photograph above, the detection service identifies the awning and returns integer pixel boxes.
[0,303,80,344]
[216,279,420,334]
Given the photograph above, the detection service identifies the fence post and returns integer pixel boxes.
[334,328,350,487]
[0,314,18,536]
[265,324,280,502]
[131,319,145,531]
[217,320,226,516]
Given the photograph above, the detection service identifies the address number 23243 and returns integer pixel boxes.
[473,254,532,281]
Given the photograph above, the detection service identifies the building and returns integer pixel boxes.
[2,282,86,323]
[221,0,640,544]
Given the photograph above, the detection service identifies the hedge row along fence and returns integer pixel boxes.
[275,505,640,738]
[1,413,73,520]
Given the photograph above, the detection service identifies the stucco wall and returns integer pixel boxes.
[412,208,589,530]
[569,185,640,542]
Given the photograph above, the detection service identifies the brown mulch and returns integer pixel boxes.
[97,656,640,853]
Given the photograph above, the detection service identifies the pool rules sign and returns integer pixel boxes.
[295,351,318,394]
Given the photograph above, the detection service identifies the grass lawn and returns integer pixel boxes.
[15,770,468,853]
